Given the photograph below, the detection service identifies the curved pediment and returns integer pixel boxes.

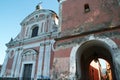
[22,49,38,55]
[20,9,57,26]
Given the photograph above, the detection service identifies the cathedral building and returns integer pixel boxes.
[1,0,120,80]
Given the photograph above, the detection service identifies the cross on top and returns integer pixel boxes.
[36,1,43,10]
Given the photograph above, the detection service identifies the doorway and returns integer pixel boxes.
[23,64,33,80]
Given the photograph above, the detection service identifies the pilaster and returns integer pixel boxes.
[43,43,51,79]
[37,42,45,79]
[11,48,20,77]
[14,47,23,78]
[0,50,9,77]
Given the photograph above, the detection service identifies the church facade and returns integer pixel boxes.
[1,0,120,80]
[0,5,59,80]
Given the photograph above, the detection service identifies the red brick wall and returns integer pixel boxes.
[6,58,14,71]
[113,38,120,48]
[6,51,14,70]
[50,47,72,78]
[6,51,14,76]
[61,0,120,36]
[54,47,72,58]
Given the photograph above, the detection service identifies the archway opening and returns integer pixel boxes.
[76,40,116,80]
[89,58,113,80]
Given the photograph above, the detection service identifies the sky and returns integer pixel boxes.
[0,0,59,65]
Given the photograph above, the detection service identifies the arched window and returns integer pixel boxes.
[31,26,39,37]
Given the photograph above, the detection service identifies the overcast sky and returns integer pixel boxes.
[0,0,59,65]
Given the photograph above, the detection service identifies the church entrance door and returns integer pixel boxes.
[23,64,33,80]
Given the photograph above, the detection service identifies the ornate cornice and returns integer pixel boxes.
[6,31,59,48]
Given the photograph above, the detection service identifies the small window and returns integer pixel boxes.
[31,26,39,37]
[84,4,90,13]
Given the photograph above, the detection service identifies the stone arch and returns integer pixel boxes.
[69,36,119,80]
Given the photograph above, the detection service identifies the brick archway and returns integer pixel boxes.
[76,40,116,80]
[69,37,119,80]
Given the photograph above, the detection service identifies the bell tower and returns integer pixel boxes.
[59,0,120,37]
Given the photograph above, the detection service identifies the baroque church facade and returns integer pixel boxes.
[1,0,120,80]
[0,5,59,80]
